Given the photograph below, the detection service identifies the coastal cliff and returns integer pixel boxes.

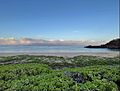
[85,38,120,49]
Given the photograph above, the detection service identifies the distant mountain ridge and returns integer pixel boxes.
[85,38,120,49]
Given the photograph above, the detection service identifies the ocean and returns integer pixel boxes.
[0,45,118,53]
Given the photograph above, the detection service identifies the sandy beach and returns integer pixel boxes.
[0,52,119,57]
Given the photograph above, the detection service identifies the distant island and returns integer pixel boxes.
[85,38,120,49]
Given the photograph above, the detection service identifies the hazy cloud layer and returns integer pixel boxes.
[0,38,106,45]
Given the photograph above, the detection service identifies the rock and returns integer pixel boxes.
[71,72,85,83]
[65,72,92,83]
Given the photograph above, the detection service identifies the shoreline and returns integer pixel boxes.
[0,52,119,57]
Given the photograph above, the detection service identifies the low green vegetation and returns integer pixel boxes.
[0,55,120,91]
[0,55,119,68]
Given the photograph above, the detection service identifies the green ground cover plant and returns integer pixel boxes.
[0,55,119,91]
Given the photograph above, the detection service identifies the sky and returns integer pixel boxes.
[0,0,119,41]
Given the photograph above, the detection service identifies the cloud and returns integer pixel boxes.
[73,30,79,33]
[0,38,106,45]
[0,38,17,45]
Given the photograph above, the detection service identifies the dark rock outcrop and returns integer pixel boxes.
[85,38,120,49]
[65,72,92,83]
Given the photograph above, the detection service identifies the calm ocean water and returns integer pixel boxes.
[0,45,119,53]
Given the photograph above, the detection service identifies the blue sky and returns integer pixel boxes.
[0,0,119,41]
